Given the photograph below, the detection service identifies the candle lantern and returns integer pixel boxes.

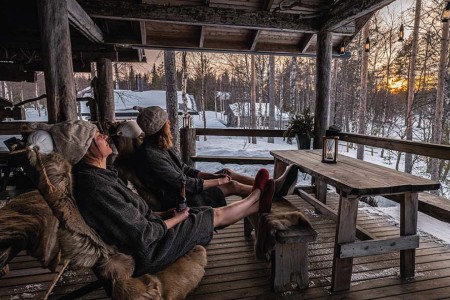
[322,136,339,164]
[398,24,405,42]
[364,37,371,52]
[182,112,192,128]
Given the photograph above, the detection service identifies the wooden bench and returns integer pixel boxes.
[244,197,317,293]
[386,192,450,224]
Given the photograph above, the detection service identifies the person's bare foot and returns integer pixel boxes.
[274,164,298,196]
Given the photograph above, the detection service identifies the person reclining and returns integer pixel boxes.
[135,106,299,211]
[43,120,276,276]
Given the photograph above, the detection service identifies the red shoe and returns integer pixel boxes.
[259,179,275,213]
[252,168,270,192]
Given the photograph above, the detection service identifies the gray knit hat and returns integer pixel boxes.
[136,106,168,136]
[33,120,97,164]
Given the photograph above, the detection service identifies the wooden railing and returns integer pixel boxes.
[180,128,450,167]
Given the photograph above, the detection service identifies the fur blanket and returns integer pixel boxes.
[25,150,207,299]
[248,198,316,261]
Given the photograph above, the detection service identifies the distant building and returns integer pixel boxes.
[225,102,289,129]
[78,88,198,119]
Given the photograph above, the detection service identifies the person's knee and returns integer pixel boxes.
[213,208,223,226]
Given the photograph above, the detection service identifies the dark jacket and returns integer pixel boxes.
[73,163,214,275]
[137,138,204,210]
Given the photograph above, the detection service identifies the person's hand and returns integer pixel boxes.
[173,207,190,222]
[218,175,231,185]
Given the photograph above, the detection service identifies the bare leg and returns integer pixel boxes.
[216,180,252,197]
[224,169,254,186]
[213,189,261,228]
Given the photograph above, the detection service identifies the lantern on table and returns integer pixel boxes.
[322,135,339,164]
[182,112,192,128]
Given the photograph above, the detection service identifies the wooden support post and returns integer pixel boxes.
[331,194,359,292]
[400,192,418,279]
[180,128,196,168]
[273,158,287,179]
[37,0,77,123]
[313,31,332,149]
[315,178,327,214]
[96,58,115,125]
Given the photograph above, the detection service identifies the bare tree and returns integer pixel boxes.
[251,55,257,144]
[268,55,275,143]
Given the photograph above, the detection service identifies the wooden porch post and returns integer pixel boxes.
[313,31,332,149]
[37,0,77,123]
[96,58,115,125]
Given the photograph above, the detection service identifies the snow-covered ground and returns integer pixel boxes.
[11,108,450,244]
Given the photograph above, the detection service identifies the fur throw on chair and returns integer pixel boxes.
[248,198,316,261]
[0,190,60,273]
[28,150,207,299]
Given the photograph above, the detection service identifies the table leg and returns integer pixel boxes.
[400,192,418,279]
[273,158,287,179]
[331,194,359,292]
[315,179,327,205]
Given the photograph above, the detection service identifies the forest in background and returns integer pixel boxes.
[0,0,449,184]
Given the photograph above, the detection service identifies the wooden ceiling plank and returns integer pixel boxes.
[199,26,205,48]
[78,0,321,33]
[67,0,104,43]
[250,30,260,51]
[262,0,275,11]
[299,33,314,53]
[321,0,395,32]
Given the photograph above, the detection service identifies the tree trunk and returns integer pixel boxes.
[114,63,120,90]
[357,23,370,160]
[314,32,332,149]
[181,51,188,113]
[164,50,179,150]
[96,58,115,127]
[289,56,297,113]
[268,55,275,143]
[404,0,422,173]
[37,0,77,123]
[431,20,449,181]
[250,55,257,144]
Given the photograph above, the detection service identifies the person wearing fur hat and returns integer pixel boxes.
[135,106,299,211]
[40,120,275,275]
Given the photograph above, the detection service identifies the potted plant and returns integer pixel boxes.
[284,108,314,150]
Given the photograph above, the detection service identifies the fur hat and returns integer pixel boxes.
[116,120,143,139]
[33,120,97,164]
[136,106,168,136]
[26,130,54,154]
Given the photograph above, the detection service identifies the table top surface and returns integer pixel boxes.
[270,149,440,196]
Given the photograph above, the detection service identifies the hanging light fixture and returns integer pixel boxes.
[442,1,450,22]
[364,37,371,52]
[340,44,345,55]
[398,24,405,42]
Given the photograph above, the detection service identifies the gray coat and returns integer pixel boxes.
[73,163,214,275]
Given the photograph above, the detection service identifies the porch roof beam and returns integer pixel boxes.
[321,0,396,32]
[76,0,353,35]
[67,0,104,43]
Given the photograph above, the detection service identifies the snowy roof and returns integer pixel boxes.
[216,91,231,101]
[78,89,197,116]
[228,102,289,120]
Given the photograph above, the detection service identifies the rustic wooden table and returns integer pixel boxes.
[270,149,441,292]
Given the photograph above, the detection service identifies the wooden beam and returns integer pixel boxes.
[139,21,147,45]
[38,0,78,123]
[96,58,115,124]
[199,26,205,48]
[299,33,314,53]
[321,0,395,32]
[338,132,450,160]
[191,155,274,165]
[250,30,261,51]
[313,31,332,149]
[78,0,323,33]
[195,128,285,137]
[0,63,36,83]
[262,0,276,11]
[67,0,104,43]
[339,235,420,258]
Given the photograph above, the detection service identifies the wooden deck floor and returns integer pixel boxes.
[2,193,450,299]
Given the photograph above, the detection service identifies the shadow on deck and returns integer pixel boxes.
[2,193,450,299]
